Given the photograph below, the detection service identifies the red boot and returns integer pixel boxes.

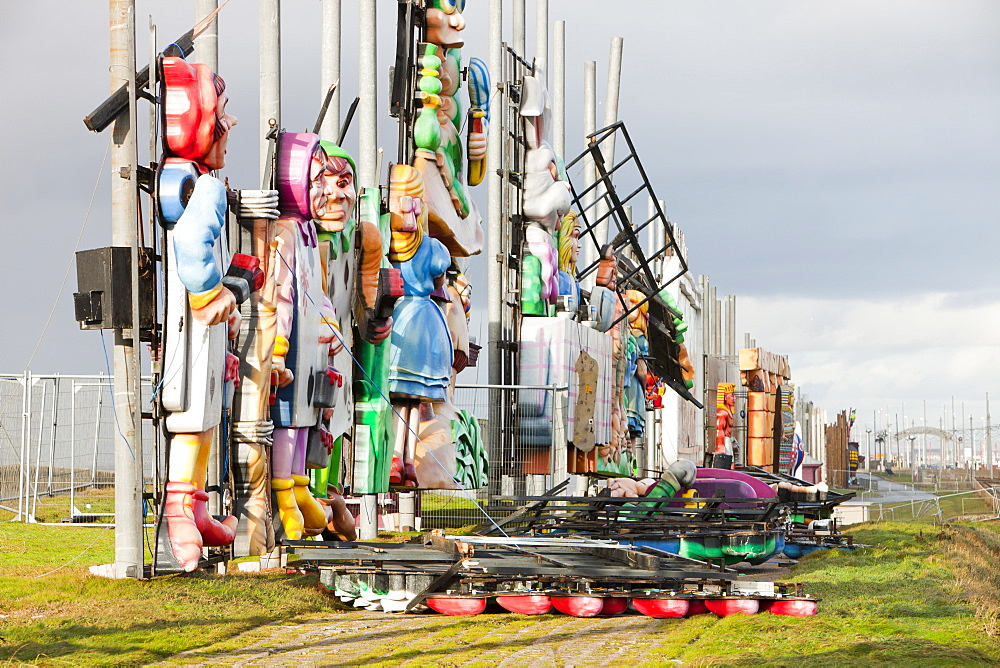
[389,456,404,485]
[191,489,238,547]
[164,481,202,572]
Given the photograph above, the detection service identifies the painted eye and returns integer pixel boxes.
[437,0,457,14]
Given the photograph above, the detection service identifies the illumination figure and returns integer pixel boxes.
[270,133,340,539]
[386,165,453,487]
[158,56,247,571]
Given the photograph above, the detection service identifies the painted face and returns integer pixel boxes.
[203,89,237,171]
[426,0,466,49]
[570,227,581,266]
[308,146,329,219]
[318,156,357,232]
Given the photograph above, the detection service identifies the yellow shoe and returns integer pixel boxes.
[292,474,330,536]
[271,478,304,540]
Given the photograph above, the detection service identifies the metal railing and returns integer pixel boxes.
[0,372,156,523]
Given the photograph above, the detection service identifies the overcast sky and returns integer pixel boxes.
[1,0,997,440]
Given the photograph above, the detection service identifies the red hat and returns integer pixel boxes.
[162,56,220,163]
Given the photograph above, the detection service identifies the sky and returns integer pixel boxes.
[0,0,997,443]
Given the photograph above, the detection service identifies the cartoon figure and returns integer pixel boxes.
[519,59,572,317]
[315,140,359,445]
[386,165,453,486]
[270,133,340,539]
[715,383,736,455]
[624,290,650,438]
[412,0,487,257]
[158,56,248,571]
[555,211,582,317]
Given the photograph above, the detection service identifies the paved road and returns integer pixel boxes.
[850,473,937,505]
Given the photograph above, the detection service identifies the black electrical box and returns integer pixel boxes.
[74,247,156,331]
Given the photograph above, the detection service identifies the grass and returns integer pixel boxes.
[2,494,1000,666]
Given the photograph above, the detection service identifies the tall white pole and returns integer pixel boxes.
[259,0,280,186]
[552,20,565,160]
[358,0,379,539]
[320,0,342,140]
[110,0,144,579]
[194,0,219,72]
[987,392,993,474]
[487,0,503,392]
[513,0,526,56]
[594,36,623,248]
[535,0,548,77]
[646,196,656,258]
[358,0,378,192]
[581,60,596,285]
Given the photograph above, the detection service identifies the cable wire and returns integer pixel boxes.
[25,138,112,370]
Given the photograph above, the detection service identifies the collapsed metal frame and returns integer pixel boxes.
[288,532,745,612]
[566,122,688,330]
[564,122,701,407]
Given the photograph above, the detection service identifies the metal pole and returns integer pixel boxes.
[92,380,104,483]
[513,0,525,56]
[535,0,548,78]
[46,377,60,497]
[646,196,656,258]
[259,0,280,186]
[358,0,379,540]
[552,20,565,160]
[358,0,378,192]
[320,0,342,139]
[987,392,993,475]
[18,370,29,521]
[594,36,623,248]
[581,60,596,283]
[110,0,144,579]
[487,0,503,391]
[194,0,219,72]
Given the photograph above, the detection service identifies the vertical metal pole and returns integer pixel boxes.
[110,0,144,579]
[18,371,29,521]
[987,392,993,475]
[513,0,525,56]
[552,20,565,160]
[260,0,280,186]
[581,61,596,284]
[593,37,623,249]
[194,0,219,72]
[535,0,548,76]
[358,0,379,540]
[487,0,503,392]
[646,196,656,258]
[46,377,60,496]
[728,296,737,358]
[358,0,378,192]
[710,286,720,357]
[320,0,342,139]
[486,0,505,501]
[32,382,48,519]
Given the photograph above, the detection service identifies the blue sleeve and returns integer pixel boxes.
[428,238,452,278]
[173,175,226,294]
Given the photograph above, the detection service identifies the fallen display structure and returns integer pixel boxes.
[288,532,818,618]
[476,467,858,566]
